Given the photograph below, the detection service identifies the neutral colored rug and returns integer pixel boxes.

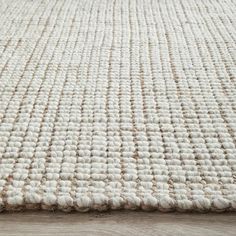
[0,0,236,212]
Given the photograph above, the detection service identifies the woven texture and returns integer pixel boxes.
[0,0,236,212]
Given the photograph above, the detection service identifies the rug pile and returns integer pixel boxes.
[0,0,236,212]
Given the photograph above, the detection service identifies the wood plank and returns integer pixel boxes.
[0,211,235,236]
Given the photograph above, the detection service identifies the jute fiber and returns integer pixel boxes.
[0,0,236,212]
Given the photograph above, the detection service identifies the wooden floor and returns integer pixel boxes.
[0,211,236,236]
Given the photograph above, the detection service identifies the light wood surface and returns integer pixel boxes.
[0,211,235,236]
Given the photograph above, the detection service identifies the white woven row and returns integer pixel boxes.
[0,0,236,212]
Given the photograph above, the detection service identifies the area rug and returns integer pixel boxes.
[0,0,236,212]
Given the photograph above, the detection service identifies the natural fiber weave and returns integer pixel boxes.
[0,0,236,212]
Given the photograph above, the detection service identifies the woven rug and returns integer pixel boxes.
[0,0,236,212]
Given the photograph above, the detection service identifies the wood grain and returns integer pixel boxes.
[0,211,235,236]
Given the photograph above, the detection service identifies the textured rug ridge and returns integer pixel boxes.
[0,0,236,212]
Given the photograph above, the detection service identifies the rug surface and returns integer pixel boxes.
[0,0,236,212]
